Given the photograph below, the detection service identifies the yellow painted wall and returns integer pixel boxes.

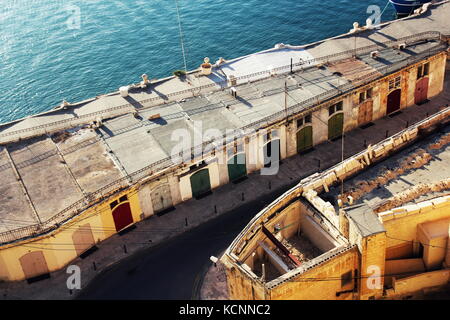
[359,232,386,300]
[381,197,450,249]
[390,269,450,297]
[268,247,359,300]
[0,187,142,281]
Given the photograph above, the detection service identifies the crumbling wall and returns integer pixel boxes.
[268,246,359,300]
[380,195,450,249]
[387,269,450,297]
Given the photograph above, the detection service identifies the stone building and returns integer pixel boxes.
[220,109,450,299]
[0,2,449,282]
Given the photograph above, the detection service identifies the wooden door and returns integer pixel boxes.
[358,101,373,126]
[72,223,95,256]
[190,169,211,198]
[151,184,173,214]
[328,113,344,140]
[19,251,49,279]
[296,126,313,153]
[415,77,429,105]
[227,153,247,182]
[387,89,401,114]
[112,202,133,232]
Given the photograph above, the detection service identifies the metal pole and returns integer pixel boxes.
[285,81,288,121]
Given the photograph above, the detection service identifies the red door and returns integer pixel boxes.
[387,89,401,115]
[415,77,429,105]
[112,202,133,232]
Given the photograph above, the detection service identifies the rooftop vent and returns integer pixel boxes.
[230,87,237,98]
[397,43,407,50]
[228,75,237,86]
[370,51,380,59]
[148,113,161,120]
[119,86,130,98]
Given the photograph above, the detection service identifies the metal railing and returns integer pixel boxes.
[0,31,442,142]
[0,31,446,245]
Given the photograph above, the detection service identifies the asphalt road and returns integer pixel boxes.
[77,184,292,300]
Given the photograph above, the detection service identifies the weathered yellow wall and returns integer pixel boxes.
[380,196,450,249]
[225,265,266,300]
[384,258,425,287]
[359,232,386,300]
[390,269,450,297]
[268,248,359,300]
[0,187,142,281]
[427,53,447,98]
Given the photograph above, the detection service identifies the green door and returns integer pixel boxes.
[228,153,247,182]
[296,126,313,153]
[190,169,211,198]
[328,113,344,140]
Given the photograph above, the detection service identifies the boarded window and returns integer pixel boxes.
[341,270,353,288]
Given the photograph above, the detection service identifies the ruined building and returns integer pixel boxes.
[1,2,450,283]
[221,111,450,299]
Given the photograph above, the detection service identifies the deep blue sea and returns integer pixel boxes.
[0,0,395,123]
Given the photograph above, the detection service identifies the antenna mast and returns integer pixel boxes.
[175,0,188,72]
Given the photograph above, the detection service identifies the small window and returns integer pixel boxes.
[359,92,365,104]
[329,102,343,116]
[236,142,244,153]
[272,130,280,139]
[110,200,119,210]
[297,115,312,128]
[389,76,401,90]
[119,195,128,203]
[359,89,373,104]
[417,65,423,79]
[305,115,312,123]
[341,271,353,288]
[423,63,429,76]
[417,63,429,79]
[227,147,234,158]
[329,106,335,116]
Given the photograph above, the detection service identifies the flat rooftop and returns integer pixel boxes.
[329,127,450,237]
[0,2,449,238]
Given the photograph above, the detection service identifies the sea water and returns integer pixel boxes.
[0,0,395,122]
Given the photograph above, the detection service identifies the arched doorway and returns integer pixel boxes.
[328,113,344,140]
[19,251,49,280]
[227,153,247,182]
[296,126,313,153]
[387,89,401,115]
[415,77,429,105]
[190,169,211,199]
[263,139,281,167]
[112,202,133,232]
[151,184,173,214]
